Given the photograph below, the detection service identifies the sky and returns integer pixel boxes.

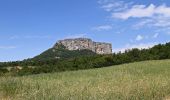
[1,0,170,62]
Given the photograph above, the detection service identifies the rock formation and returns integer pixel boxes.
[54,38,112,54]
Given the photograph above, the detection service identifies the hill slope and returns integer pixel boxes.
[32,44,96,61]
[1,60,170,99]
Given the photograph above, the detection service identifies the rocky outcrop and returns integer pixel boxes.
[54,38,112,54]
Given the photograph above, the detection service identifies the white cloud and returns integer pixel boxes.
[158,27,170,32]
[0,46,16,49]
[101,1,125,12]
[24,35,51,39]
[9,35,51,40]
[99,0,170,32]
[99,0,133,12]
[133,19,153,29]
[112,4,170,20]
[112,48,127,53]
[133,16,170,29]
[92,25,112,31]
[133,33,158,40]
[152,16,170,27]
[98,0,114,4]
[102,4,116,12]
[9,36,19,39]
[166,31,170,35]
[112,4,154,19]
[111,3,170,30]
[153,33,159,38]
[64,33,87,39]
[136,35,143,41]
[112,42,157,53]
[155,4,170,16]
[125,43,156,49]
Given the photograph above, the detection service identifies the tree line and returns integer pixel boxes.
[1,42,170,76]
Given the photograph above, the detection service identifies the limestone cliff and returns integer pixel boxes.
[54,38,112,54]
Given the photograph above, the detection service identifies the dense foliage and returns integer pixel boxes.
[1,42,170,76]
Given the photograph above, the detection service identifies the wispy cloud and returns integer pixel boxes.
[112,4,154,20]
[134,16,170,29]
[112,4,170,20]
[92,25,112,31]
[153,33,159,38]
[64,33,87,39]
[99,0,170,33]
[101,1,128,12]
[112,42,157,53]
[155,27,170,35]
[111,3,170,30]
[98,0,133,12]
[9,36,19,39]
[136,35,144,41]
[9,35,52,40]
[125,43,156,49]
[0,46,16,49]
[24,35,51,39]
[134,34,158,41]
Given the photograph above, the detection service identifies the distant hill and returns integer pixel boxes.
[1,41,170,76]
[32,37,113,61]
[32,43,96,61]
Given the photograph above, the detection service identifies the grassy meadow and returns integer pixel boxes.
[1,60,170,100]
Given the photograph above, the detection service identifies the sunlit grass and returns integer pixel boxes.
[1,60,170,100]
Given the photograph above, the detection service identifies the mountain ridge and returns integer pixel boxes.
[54,38,112,54]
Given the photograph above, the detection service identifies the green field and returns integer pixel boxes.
[1,60,170,100]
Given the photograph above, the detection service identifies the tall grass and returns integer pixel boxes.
[1,60,170,100]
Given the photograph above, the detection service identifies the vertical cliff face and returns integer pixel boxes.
[94,42,112,54]
[54,38,112,54]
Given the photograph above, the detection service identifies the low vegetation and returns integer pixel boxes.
[1,60,170,100]
[1,42,170,76]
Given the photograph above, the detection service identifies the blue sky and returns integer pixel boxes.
[1,0,170,62]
